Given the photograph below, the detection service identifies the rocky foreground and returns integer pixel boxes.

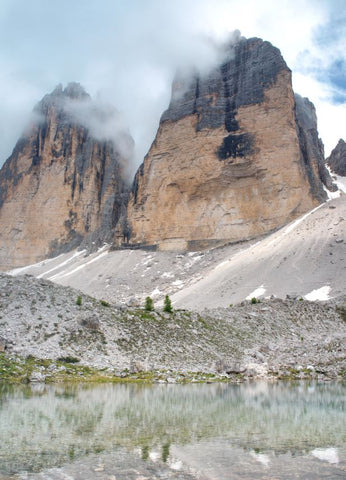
[0,273,345,383]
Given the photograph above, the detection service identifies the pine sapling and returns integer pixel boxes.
[145,296,154,311]
[163,295,172,313]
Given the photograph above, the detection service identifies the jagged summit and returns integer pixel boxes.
[46,82,89,100]
[327,138,346,176]
[0,35,340,269]
[0,84,131,269]
[35,82,90,115]
[162,36,288,127]
[124,35,334,251]
[63,82,89,99]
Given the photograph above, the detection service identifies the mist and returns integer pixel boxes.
[0,0,345,170]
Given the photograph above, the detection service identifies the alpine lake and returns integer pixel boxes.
[0,380,345,479]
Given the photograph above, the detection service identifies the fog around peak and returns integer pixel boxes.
[0,0,344,169]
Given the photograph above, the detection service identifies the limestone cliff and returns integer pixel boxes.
[327,139,346,176]
[0,83,131,270]
[125,36,333,250]
[295,94,336,193]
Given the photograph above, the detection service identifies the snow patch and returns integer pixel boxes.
[97,243,109,252]
[282,203,324,236]
[8,253,65,276]
[304,286,331,301]
[83,250,108,266]
[323,184,341,200]
[334,174,346,193]
[326,166,346,194]
[246,285,266,300]
[142,255,153,266]
[162,271,174,278]
[151,288,162,297]
[49,250,108,280]
[311,447,339,464]
[172,279,184,287]
[149,451,160,462]
[37,250,86,279]
[250,451,270,467]
[168,459,183,470]
[49,263,86,280]
[190,255,203,263]
[215,260,229,270]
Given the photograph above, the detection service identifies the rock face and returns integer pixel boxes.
[0,83,131,270]
[295,94,337,193]
[125,36,333,251]
[327,139,346,176]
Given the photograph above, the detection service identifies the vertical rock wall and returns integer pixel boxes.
[125,37,332,251]
[326,139,346,176]
[0,83,131,269]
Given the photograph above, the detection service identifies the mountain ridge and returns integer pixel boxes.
[0,36,340,271]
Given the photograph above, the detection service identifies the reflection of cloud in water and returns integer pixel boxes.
[311,447,339,464]
[1,382,345,474]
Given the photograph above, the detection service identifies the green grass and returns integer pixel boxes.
[0,353,232,384]
[100,299,110,307]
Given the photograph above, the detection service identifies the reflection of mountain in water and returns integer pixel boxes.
[0,381,345,474]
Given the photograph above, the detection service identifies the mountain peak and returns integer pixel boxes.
[35,82,90,115]
[327,138,346,176]
[63,82,89,99]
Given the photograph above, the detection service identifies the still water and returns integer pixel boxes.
[0,381,345,479]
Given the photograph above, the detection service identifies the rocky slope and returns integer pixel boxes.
[0,273,345,380]
[125,35,334,251]
[327,138,346,176]
[172,195,346,310]
[11,194,345,309]
[0,83,131,270]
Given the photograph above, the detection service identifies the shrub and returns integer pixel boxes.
[57,356,80,364]
[251,297,259,304]
[336,306,346,321]
[76,295,82,306]
[163,295,173,313]
[145,296,154,311]
[100,299,110,307]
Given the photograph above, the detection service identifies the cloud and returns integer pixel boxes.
[0,0,344,167]
[63,93,135,181]
[293,72,346,155]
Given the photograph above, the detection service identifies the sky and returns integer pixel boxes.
[0,0,345,172]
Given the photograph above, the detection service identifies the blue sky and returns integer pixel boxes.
[0,0,345,169]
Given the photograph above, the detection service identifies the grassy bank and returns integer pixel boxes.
[0,353,233,384]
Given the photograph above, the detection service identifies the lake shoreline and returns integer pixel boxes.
[1,381,345,479]
[1,353,345,385]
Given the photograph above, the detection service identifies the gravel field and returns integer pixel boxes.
[0,273,345,381]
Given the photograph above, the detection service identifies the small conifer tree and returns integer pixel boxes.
[76,295,82,306]
[145,296,154,311]
[163,295,172,313]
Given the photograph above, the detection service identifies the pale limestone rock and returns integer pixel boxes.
[0,83,131,270]
[125,38,329,251]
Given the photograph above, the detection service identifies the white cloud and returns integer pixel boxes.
[0,0,344,168]
[293,72,346,155]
